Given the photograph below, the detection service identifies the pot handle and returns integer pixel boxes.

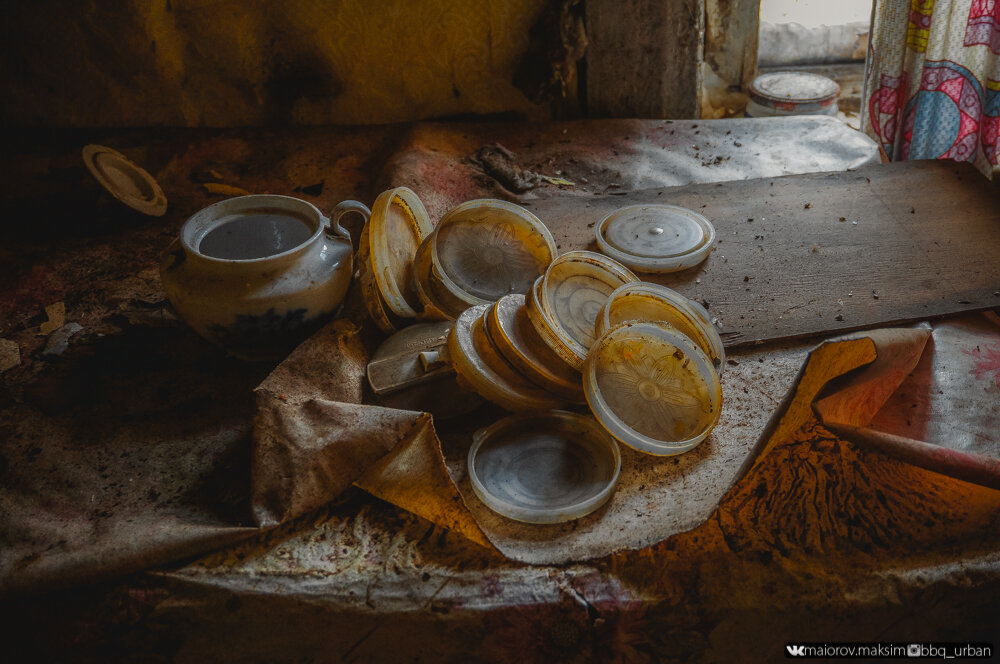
[327,200,371,244]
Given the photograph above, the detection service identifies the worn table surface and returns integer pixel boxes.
[1,121,998,662]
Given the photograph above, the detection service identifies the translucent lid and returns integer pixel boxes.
[584,321,722,456]
[595,205,715,273]
[359,224,405,334]
[369,187,433,319]
[537,251,638,368]
[412,235,453,321]
[596,282,726,370]
[485,294,584,402]
[468,410,621,523]
[448,304,565,412]
[749,72,840,109]
[432,199,557,305]
[82,144,167,216]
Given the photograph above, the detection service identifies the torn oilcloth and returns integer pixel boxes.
[252,313,1000,566]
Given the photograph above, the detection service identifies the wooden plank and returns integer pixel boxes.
[527,160,1000,347]
[585,0,703,119]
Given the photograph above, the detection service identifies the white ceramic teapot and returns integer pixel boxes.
[160,194,369,360]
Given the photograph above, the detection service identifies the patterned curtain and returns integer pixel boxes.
[862,0,1000,178]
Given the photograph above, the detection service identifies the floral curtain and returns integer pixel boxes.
[863,0,1000,178]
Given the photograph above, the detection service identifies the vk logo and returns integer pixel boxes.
[786,645,807,656]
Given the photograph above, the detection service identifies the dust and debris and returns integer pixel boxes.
[804,203,813,209]
[204,182,252,196]
[872,290,879,300]
[835,314,844,321]
[39,302,65,336]
[466,144,572,193]
[0,338,20,372]
[42,322,84,356]
[839,217,847,222]
[810,244,820,253]
[294,180,325,196]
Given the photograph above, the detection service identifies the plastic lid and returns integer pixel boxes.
[748,72,840,112]
[82,144,167,216]
[485,294,584,402]
[369,187,433,319]
[596,282,726,370]
[595,205,715,273]
[584,321,722,456]
[448,304,565,412]
[431,199,557,305]
[359,223,406,334]
[536,251,638,369]
[468,410,621,523]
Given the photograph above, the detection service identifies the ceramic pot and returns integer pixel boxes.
[160,194,370,360]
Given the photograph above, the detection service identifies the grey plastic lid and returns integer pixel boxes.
[596,205,715,273]
[83,144,167,216]
[468,410,621,524]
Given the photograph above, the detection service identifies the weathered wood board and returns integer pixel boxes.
[527,160,1000,348]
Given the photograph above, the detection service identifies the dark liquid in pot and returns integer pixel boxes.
[199,212,313,260]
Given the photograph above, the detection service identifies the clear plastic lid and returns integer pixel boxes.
[596,282,725,370]
[369,187,433,319]
[484,294,584,402]
[595,205,715,273]
[584,321,722,456]
[468,410,621,523]
[431,199,557,305]
[82,144,167,217]
[448,304,565,412]
[535,251,639,369]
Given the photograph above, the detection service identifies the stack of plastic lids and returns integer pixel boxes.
[451,248,727,523]
[413,199,558,320]
[358,187,434,333]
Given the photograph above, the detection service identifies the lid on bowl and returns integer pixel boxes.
[584,321,722,456]
[468,410,621,523]
[432,199,557,304]
[369,187,433,319]
[596,205,715,273]
[82,144,167,216]
[485,294,584,402]
[596,282,726,370]
[537,251,638,367]
[448,304,565,412]
[748,71,840,112]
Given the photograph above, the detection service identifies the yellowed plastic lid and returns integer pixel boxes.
[447,304,565,412]
[468,410,621,523]
[584,321,722,455]
[485,294,584,402]
[369,187,433,319]
[596,282,725,370]
[536,250,639,369]
[431,199,557,306]
[596,205,715,273]
[359,223,405,334]
[82,144,167,216]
